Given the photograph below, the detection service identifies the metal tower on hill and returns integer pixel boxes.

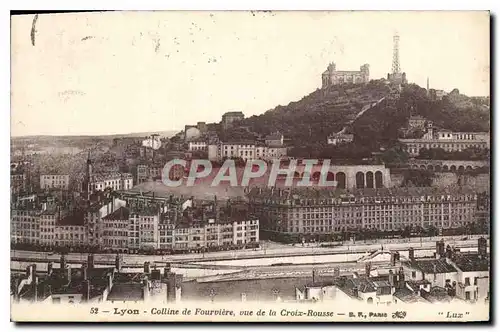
[391,32,401,74]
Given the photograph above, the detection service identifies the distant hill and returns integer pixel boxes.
[242,80,392,147]
[11,130,178,140]
[239,81,490,154]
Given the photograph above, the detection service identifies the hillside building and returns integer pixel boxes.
[221,112,245,130]
[400,123,490,156]
[322,62,370,88]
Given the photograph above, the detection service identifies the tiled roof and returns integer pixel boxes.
[103,206,130,221]
[393,287,428,303]
[452,253,489,272]
[57,210,85,226]
[405,258,457,274]
[107,283,144,301]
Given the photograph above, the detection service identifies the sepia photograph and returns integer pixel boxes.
[9,9,491,323]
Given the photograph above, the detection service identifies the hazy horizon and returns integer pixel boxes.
[11,11,490,137]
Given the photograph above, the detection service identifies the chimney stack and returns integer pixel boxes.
[446,245,453,259]
[390,252,396,266]
[87,254,95,269]
[436,240,445,258]
[389,270,394,287]
[409,247,415,261]
[47,262,53,276]
[32,276,38,302]
[115,254,121,272]
[352,287,359,298]
[82,279,90,302]
[478,237,487,259]
[398,267,405,289]
[81,263,88,280]
[166,272,177,303]
[66,266,72,284]
[164,263,171,278]
[60,254,67,270]
[144,262,151,274]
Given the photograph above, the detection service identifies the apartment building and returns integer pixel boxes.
[102,206,130,250]
[188,140,208,152]
[40,174,70,190]
[11,206,41,245]
[208,141,287,162]
[247,186,478,237]
[90,172,134,192]
[400,123,489,156]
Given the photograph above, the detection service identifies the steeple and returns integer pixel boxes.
[85,150,93,200]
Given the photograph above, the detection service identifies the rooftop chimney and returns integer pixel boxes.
[352,286,359,298]
[389,270,394,287]
[166,272,177,303]
[164,263,171,278]
[82,279,90,302]
[82,263,88,281]
[446,245,453,259]
[409,247,415,261]
[60,254,67,270]
[115,254,121,272]
[398,267,405,289]
[66,266,72,285]
[436,240,445,258]
[478,237,487,259]
[87,254,95,269]
[32,276,38,302]
[390,252,396,266]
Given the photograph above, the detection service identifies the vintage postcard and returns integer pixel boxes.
[10,10,490,322]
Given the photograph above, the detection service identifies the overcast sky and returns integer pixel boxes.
[11,11,490,137]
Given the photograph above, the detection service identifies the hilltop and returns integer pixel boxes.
[238,80,490,159]
[242,80,391,146]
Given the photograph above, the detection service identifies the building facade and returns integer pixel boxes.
[221,112,245,130]
[188,140,208,152]
[327,133,354,145]
[247,187,478,237]
[40,175,70,190]
[208,141,288,162]
[322,62,370,88]
[400,124,490,156]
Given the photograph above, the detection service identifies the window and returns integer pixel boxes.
[411,271,416,278]
[465,277,470,286]
[474,277,478,286]
[465,291,470,300]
